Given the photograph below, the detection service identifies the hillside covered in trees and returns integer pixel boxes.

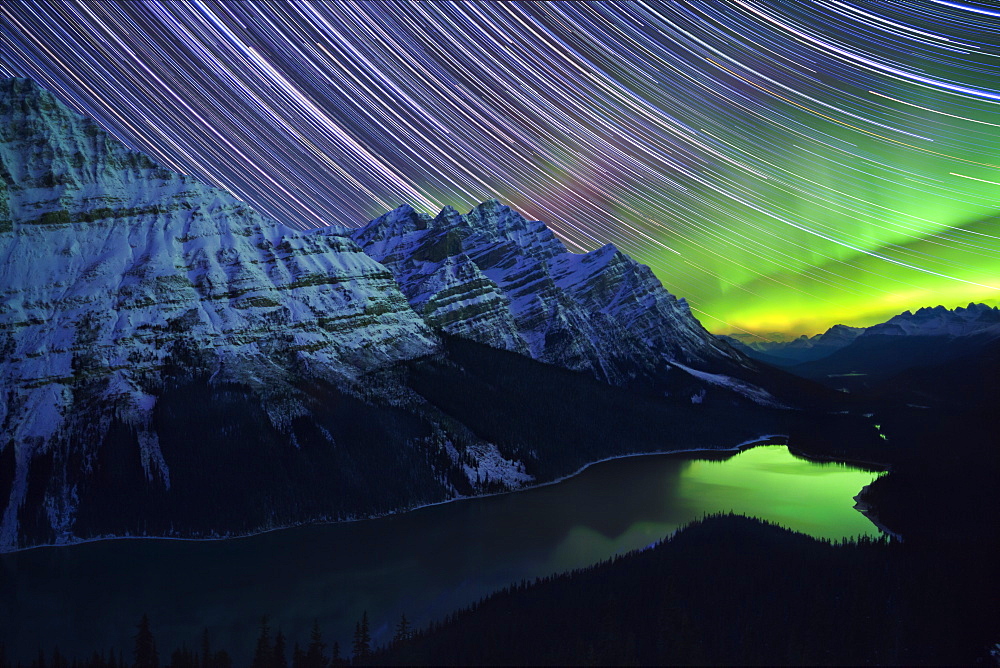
[4,508,996,667]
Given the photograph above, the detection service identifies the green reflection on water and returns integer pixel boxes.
[0,444,882,661]
[542,445,880,573]
[680,446,880,542]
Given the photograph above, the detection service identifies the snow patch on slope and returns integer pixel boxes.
[462,443,534,491]
[672,362,787,408]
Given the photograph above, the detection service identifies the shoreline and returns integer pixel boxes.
[853,483,904,542]
[535,434,792,488]
[4,434,882,555]
[785,445,892,473]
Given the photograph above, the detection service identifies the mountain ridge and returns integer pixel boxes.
[0,76,454,549]
[721,302,1000,368]
[0,77,816,551]
[351,199,757,392]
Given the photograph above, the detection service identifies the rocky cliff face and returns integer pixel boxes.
[352,201,747,389]
[0,78,449,549]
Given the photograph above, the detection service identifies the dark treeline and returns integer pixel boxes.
[4,513,994,667]
[1,507,995,667]
[407,335,871,483]
[0,609,381,668]
[375,514,996,666]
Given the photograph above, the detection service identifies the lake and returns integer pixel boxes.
[0,444,881,661]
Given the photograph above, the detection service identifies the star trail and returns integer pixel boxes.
[2,0,999,335]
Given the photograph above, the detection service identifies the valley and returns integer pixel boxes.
[0,444,882,663]
[0,74,997,666]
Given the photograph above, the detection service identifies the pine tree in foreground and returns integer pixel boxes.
[273,630,288,668]
[301,620,327,668]
[251,616,273,668]
[331,641,346,667]
[133,614,158,668]
[351,612,372,664]
[392,614,412,646]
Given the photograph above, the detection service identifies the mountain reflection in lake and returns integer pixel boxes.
[0,444,880,661]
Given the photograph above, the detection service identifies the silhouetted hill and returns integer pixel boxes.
[376,514,997,666]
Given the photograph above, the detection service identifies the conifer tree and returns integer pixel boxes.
[251,616,273,668]
[352,621,362,662]
[351,612,372,664]
[303,620,327,668]
[169,646,196,668]
[393,614,411,645]
[274,629,288,668]
[200,628,211,668]
[133,614,158,668]
[212,650,232,668]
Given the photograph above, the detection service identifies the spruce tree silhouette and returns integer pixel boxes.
[133,614,158,668]
[351,612,371,664]
[200,628,210,668]
[392,614,411,645]
[251,616,273,668]
[303,619,328,668]
[273,630,288,668]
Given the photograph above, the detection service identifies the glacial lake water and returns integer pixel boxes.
[0,444,881,661]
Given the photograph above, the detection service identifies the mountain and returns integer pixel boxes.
[347,200,832,409]
[0,78,810,551]
[865,303,1000,337]
[351,201,753,389]
[868,337,1000,410]
[723,303,1000,379]
[0,77,453,550]
[786,303,1000,391]
[720,324,865,366]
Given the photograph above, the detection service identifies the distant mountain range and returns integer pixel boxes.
[723,303,1000,395]
[721,325,866,365]
[0,78,811,551]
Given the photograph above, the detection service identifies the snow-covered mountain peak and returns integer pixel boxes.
[867,302,1000,337]
[0,79,790,552]
[0,78,440,549]
[463,199,566,256]
[434,204,464,225]
[352,199,755,390]
[956,302,997,316]
[717,321,866,365]
[0,74,243,238]
[816,324,865,344]
[1,77,54,116]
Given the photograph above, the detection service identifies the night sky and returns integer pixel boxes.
[2,1,999,336]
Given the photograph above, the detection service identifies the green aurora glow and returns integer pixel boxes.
[635,93,1000,336]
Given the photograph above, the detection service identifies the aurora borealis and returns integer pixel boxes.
[1,1,998,335]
